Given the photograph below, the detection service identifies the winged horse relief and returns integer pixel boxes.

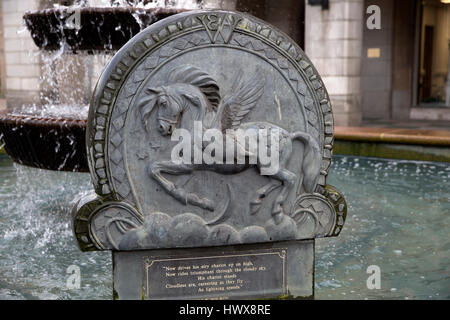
[135,65,321,225]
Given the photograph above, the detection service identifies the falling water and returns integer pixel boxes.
[10,51,115,119]
[0,0,212,300]
[3,0,448,301]
[0,133,5,153]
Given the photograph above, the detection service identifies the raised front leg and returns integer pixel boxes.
[249,180,281,215]
[148,161,215,211]
[271,168,297,224]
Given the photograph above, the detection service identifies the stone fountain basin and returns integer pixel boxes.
[24,7,188,52]
[0,111,88,172]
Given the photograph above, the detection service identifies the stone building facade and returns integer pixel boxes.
[0,0,449,124]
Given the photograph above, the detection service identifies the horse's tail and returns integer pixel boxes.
[290,131,321,193]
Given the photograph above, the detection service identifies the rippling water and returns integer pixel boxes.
[0,155,448,300]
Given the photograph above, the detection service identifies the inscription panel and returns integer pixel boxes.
[144,249,287,299]
[74,10,348,253]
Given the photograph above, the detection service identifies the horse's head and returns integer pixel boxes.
[138,86,201,136]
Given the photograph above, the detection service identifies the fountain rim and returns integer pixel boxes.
[87,8,335,197]
[0,109,87,125]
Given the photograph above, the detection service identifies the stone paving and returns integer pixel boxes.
[336,125,450,146]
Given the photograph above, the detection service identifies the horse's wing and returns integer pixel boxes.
[168,65,221,110]
[220,68,265,131]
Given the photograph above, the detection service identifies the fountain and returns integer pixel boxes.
[0,0,304,173]
[0,0,447,302]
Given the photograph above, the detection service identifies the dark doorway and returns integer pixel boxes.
[416,0,450,107]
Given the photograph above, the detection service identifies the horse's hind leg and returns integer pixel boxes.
[149,161,215,211]
[266,137,296,224]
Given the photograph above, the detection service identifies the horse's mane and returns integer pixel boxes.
[168,65,221,110]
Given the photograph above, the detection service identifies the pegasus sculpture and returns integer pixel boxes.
[136,65,320,224]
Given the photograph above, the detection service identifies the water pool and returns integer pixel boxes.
[0,155,448,300]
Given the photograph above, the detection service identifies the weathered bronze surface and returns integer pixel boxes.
[73,9,346,252]
[0,7,191,172]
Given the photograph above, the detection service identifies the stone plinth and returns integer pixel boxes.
[114,241,314,300]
